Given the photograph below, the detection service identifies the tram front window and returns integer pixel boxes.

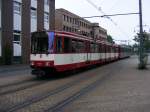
[31,32,52,54]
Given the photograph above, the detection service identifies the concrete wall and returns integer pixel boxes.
[21,0,31,64]
[1,0,13,65]
[49,0,55,30]
[55,10,63,31]
[0,0,1,57]
[0,31,1,57]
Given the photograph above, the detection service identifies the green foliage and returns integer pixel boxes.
[133,32,150,52]
[107,35,115,44]
[143,33,150,51]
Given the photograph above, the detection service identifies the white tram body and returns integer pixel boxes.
[30,31,130,76]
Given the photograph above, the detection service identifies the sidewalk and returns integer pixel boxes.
[0,64,30,73]
[63,56,150,112]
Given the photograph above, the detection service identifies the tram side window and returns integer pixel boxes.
[95,44,99,53]
[56,37,63,53]
[108,46,110,53]
[104,46,106,53]
[114,47,116,53]
[111,47,113,53]
[107,46,109,53]
[110,47,113,53]
[107,46,110,53]
[77,41,85,53]
[71,40,77,52]
[116,48,118,53]
[99,44,101,53]
[64,37,71,53]
[101,45,104,53]
[113,47,115,53]
[90,43,95,53]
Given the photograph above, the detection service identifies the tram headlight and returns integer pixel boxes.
[31,62,34,66]
[45,62,49,66]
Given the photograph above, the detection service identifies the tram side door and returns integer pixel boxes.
[99,44,102,60]
[86,42,91,62]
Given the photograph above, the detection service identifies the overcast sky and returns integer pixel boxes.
[56,0,150,45]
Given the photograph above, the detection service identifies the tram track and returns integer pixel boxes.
[5,69,103,112]
[45,72,112,112]
[0,78,35,89]
[0,78,48,96]
[0,60,122,112]
[2,66,115,112]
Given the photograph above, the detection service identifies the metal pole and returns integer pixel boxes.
[139,0,145,69]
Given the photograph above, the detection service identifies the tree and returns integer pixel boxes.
[143,33,150,52]
[133,32,150,52]
[107,35,115,44]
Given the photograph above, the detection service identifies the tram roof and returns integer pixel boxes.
[33,30,119,47]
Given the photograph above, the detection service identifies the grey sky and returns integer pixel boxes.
[56,0,150,45]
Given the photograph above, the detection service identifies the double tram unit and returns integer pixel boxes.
[30,31,130,77]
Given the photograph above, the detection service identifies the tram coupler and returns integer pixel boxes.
[31,69,46,77]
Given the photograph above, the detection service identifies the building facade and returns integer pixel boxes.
[55,8,92,37]
[0,0,55,64]
[55,8,107,40]
[91,23,107,41]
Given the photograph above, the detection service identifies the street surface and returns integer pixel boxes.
[0,56,150,112]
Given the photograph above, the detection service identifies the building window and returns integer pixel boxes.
[70,17,72,23]
[44,12,49,23]
[44,0,49,5]
[73,18,75,24]
[31,8,37,19]
[67,16,69,22]
[63,25,66,31]
[13,33,21,56]
[72,28,74,32]
[63,15,66,21]
[66,26,69,31]
[14,1,21,15]
[79,21,81,26]
[13,33,21,44]
[69,27,71,32]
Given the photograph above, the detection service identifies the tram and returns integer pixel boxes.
[30,31,130,77]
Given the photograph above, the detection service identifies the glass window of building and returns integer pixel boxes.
[67,16,69,22]
[70,17,72,23]
[13,33,21,44]
[63,15,66,21]
[44,12,49,23]
[31,8,37,19]
[14,1,21,14]
[63,25,66,31]
[44,0,49,5]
